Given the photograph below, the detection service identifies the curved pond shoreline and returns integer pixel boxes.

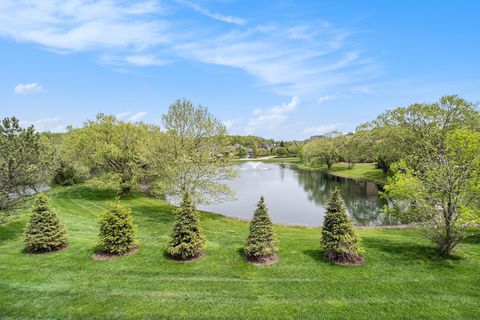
[200,162,393,227]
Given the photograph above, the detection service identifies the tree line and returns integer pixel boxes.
[2,95,480,256]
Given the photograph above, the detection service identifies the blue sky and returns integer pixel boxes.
[1,0,479,140]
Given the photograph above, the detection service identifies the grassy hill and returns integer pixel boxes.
[0,185,479,319]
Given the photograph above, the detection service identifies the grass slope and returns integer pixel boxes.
[1,185,479,319]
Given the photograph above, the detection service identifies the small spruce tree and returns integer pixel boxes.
[98,202,137,255]
[244,197,278,263]
[321,189,363,265]
[24,193,68,253]
[166,192,206,260]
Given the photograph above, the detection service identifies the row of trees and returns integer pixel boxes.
[301,95,480,255]
[24,189,361,266]
[1,99,237,223]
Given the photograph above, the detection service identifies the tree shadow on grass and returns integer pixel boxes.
[363,237,463,265]
[0,219,25,245]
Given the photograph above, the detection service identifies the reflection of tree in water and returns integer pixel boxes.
[293,168,387,225]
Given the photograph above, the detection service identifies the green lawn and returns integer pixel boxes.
[260,158,386,184]
[1,185,479,319]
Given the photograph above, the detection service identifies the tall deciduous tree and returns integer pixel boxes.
[302,137,339,169]
[65,114,155,195]
[384,129,480,255]
[0,117,51,214]
[152,99,236,204]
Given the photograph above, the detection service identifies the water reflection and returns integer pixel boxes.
[199,162,390,226]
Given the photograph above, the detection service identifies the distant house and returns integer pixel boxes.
[232,143,242,150]
[309,135,326,140]
[258,142,274,149]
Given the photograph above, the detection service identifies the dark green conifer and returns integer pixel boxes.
[244,197,278,263]
[321,189,363,264]
[166,192,206,260]
[98,202,137,255]
[24,193,68,253]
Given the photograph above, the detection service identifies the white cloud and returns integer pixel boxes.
[0,1,379,95]
[0,0,168,52]
[223,117,243,131]
[116,111,131,119]
[303,123,341,136]
[14,83,44,94]
[246,96,300,134]
[177,0,247,25]
[124,55,170,66]
[317,92,340,104]
[128,112,147,122]
[21,117,66,132]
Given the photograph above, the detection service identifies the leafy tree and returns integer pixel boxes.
[65,114,155,195]
[244,197,278,263]
[237,147,248,158]
[358,95,480,175]
[0,117,51,214]
[98,201,137,255]
[321,189,363,264]
[152,99,236,204]
[166,192,206,260]
[24,193,68,253]
[277,147,288,157]
[302,137,339,169]
[252,143,259,158]
[384,129,480,255]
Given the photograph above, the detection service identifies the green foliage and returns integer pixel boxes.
[166,192,206,260]
[321,189,362,261]
[151,99,236,204]
[384,129,480,255]
[302,137,339,169]
[244,197,278,259]
[276,147,288,156]
[98,201,137,255]
[24,194,68,253]
[51,160,84,186]
[65,113,155,195]
[0,117,51,213]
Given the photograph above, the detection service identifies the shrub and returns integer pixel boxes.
[321,189,363,265]
[24,193,68,253]
[98,202,137,255]
[244,196,278,263]
[51,160,84,186]
[166,192,206,260]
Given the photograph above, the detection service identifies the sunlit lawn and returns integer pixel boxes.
[0,185,479,319]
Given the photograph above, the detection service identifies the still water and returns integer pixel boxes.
[199,162,391,226]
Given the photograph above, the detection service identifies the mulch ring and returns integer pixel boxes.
[325,251,364,266]
[92,245,139,261]
[245,253,279,266]
[25,243,69,254]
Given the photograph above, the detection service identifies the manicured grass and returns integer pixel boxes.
[1,185,479,319]
[261,158,387,184]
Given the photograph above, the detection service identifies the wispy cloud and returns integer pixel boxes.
[128,112,147,122]
[246,96,300,134]
[116,111,131,120]
[0,1,379,96]
[317,92,340,104]
[303,123,341,136]
[21,117,66,132]
[177,0,247,25]
[14,83,44,94]
[223,117,243,131]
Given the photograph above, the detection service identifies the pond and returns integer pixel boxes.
[199,161,392,226]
